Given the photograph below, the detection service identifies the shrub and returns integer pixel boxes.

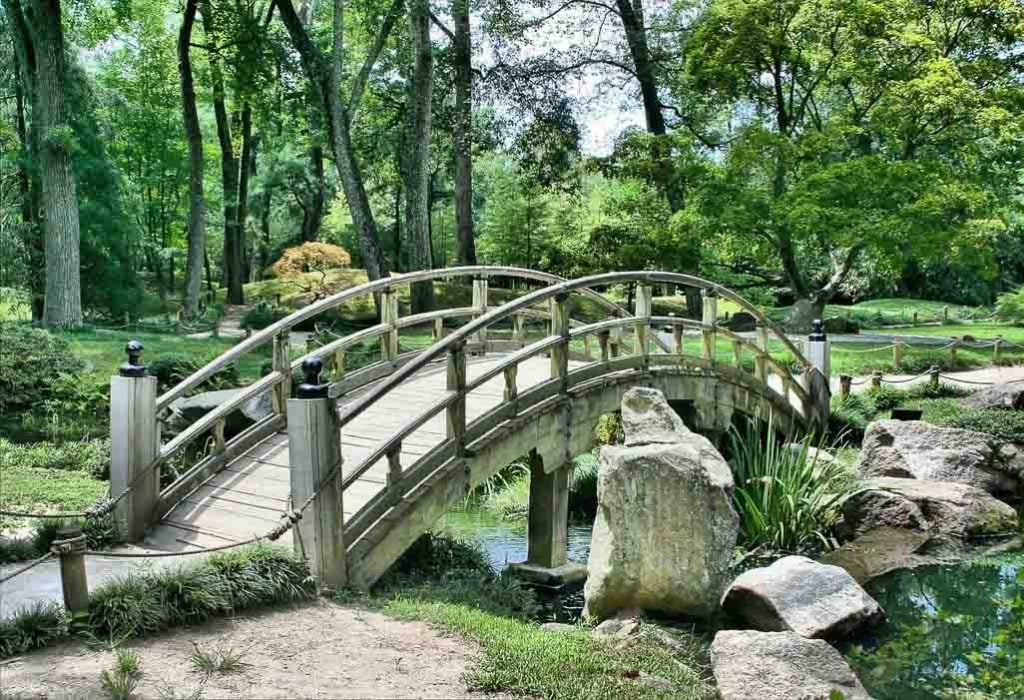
[18,374,110,443]
[148,353,241,393]
[240,302,288,332]
[728,421,860,553]
[923,399,1024,442]
[32,515,118,554]
[385,531,494,581]
[996,286,1024,322]
[0,438,111,479]
[593,412,623,445]
[569,452,600,519]
[0,322,85,415]
[0,601,69,658]
[270,242,351,278]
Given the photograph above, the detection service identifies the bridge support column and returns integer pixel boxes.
[508,450,586,589]
[110,341,160,542]
[287,358,347,589]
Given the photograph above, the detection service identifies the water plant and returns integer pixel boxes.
[727,420,860,553]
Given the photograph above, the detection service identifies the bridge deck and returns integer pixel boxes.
[146,354,557,551]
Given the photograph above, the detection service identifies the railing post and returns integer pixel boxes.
[754,321,769,383]
[513,314,525,344]
[635,284,653,360]
[272,332,291,416]
[598,329,611,362]
[550,293,570,390]
[673,324,684,355]
[610,326,622,358]
[386,442,402,506]
[802,320,832,432]
[110,341,159,542]
[702,289,718,362]
[380,290,399,363]
[943,305,949,324]
[472,275,488,351]
[55,526,89,615]
[892,340,902,370]
[912,311,919,327]
[994,336,1002,363]
[503,365,518,415]
[447,342,467,457]
[950,337,959,365]
[733,339,743,368]
[332,350,346,382]
[213,416,226,455]
[871,371,883,390]
[287,358,346,588]
[929,365,940,388]
[839,374,852,399]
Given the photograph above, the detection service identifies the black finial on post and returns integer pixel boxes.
[297,357,329,399]
[808,319,826,342]
[119,340,147,377]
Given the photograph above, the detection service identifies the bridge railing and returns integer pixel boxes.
[140,267,636,522]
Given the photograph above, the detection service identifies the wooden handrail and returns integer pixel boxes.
[157,267,629,411]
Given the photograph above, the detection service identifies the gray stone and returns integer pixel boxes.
[840,487,929,539]
[727,312,758,333]
[858,420,1022,498]
[710,630,870,700]
[619,386,687,447]
[959,382,1024,411]
[784,444,837,467]
[593,618,640,638]
[822,527,933,584]
[721,555,883,639]
[583,388,738,620]
[865,477,1019,540]
[165,387,273,437]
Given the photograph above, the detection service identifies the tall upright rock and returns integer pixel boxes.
[583,387,739,620]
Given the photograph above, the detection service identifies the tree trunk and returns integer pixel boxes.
[786,297,826,333]
[452,0,475,266]
[277,0,389,283]
[253,137,273,277]
[202,3,244,305]
[238,103,254,284]
[178,0,206,319]
[301,103,327,242]
[404,0,435,312]
[7,0,83,327]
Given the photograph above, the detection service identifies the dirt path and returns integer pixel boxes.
[0,600,482,699]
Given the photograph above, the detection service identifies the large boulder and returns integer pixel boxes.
[839,487,929,539]
[165,387,273,437]
[583,387,738,620]
[721,555,883,639]
[727,312,758,333]
[861,478,1018,540]
[858,420,1023,499]
[822,527,932,584]
[959,382,1024,411]
[711,630,870,700]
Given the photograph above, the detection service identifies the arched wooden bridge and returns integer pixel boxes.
[116,268,829,590]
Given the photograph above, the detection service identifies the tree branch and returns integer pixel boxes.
[429,9,454,41]
[347,0,405,119]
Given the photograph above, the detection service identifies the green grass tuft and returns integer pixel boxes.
[0,601,70,658]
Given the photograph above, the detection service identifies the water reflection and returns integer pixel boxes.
[846,549,1024,699]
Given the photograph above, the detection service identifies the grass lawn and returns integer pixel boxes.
[863,323,1024,343]
[0,463,108,528]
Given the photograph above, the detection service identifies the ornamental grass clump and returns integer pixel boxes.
[728,421,861,554]
[0,601,69,658]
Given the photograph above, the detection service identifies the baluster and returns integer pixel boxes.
[472,276,488,351]
[635,284,653,360]
[598,329,611,362]
[332,350,345,382]
[213,416,226,454]
[733,339,743,368]
[433,316,444,342]
[447,342,467,457]
[754,321,769,383]
[381,290,399,362]
[503,365,518,416]
[702,289,718,362]
[272,332,291,415]
[550,294,570,392]
[386,443,403,505]
[673,325,684,355]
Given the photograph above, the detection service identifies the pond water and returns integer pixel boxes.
[845,548,1024,699]
[441,510,1024,697]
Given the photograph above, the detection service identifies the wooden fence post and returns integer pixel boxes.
[892,341,902,370]
[943,306,949,324]
[386,443,402,507]
[287,358,346,588]
[55,526,89,614]
[912,311,918,327]
[447,342,467,457]
[950,338,959,365]
[110,341,159,541]
[929,365,940,388]
[272,332,291,415]
[332,350,346,382]
[380,290,399,363]
[839,374,852,399]
[871,371,882,390]
[503,365,518,414]
[994,336,1003,364]
[702,289,718,362]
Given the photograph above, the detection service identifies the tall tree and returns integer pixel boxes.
[201,0,244,304]
[404,0,435,311]
[277,0,404,285]
[178,0,206,318]
[451,0,475,265]
[4,0,82,327]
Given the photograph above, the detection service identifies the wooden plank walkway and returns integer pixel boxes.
[146,354,557,552]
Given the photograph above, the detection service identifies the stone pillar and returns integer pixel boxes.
[508,450,586,588]
[110,341,159,541]
[287,358,347,589]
